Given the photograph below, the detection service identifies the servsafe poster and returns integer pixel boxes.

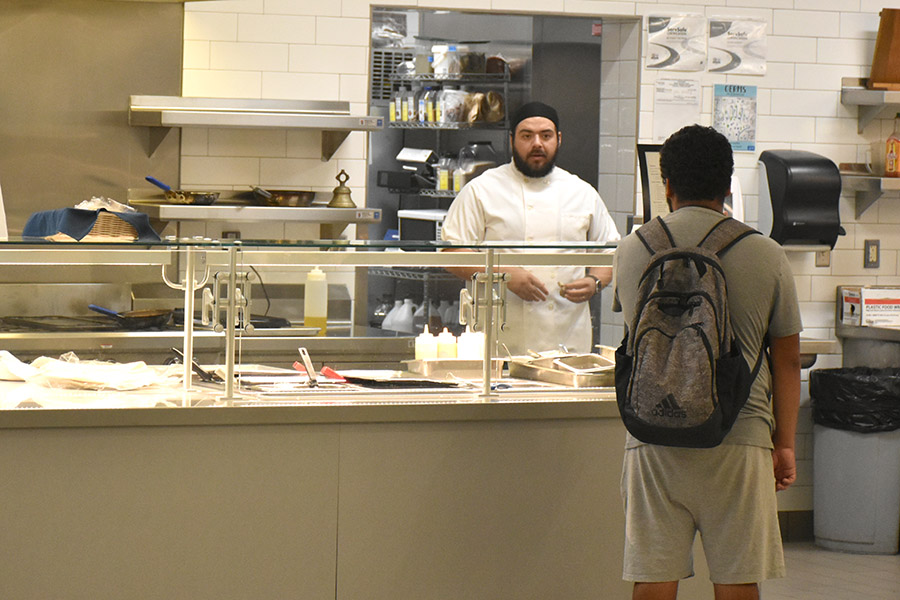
[708,19,767,75]
[646,15,707,71]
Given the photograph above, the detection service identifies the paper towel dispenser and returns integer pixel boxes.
[758,150,842,248]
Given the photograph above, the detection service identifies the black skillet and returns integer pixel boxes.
[88,304,173,329]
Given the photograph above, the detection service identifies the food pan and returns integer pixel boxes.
[403,358,504,380]
[508,347,615,388]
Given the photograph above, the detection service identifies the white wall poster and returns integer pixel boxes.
[713,84,757,152]
[653,78,702,142]
[646,15,707,72]
[708,18,767,75]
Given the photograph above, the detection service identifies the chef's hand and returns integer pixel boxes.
[772,446,796,491]
[559,277,598,303]
[507,268,549,301]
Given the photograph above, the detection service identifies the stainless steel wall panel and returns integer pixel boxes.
[0,0,182,235]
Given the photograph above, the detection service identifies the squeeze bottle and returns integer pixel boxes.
[457,326,485,360]
[436,327,458,358]
[415,326,438,360]
[304,266,328,336]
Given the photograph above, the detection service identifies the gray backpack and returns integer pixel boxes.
[614,216,766,448]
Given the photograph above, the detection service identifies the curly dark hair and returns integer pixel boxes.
[659,125,733,203]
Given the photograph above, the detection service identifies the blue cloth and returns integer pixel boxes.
[23,208,161,242]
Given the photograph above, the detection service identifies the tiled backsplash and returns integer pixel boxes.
[183,0,900,512]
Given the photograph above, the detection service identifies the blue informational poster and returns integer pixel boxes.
[713,84,757,152]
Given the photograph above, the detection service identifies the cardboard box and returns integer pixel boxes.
[841,286,900,328]
[862,287,900,327]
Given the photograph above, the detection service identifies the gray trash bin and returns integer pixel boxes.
[810,368,900,554]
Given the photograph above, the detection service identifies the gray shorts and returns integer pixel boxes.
[621,443,785,585]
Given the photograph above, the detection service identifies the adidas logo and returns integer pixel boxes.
[651,393,687,419]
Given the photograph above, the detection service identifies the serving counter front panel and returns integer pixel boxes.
[0,399,634,600]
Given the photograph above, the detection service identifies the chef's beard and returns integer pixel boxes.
[513,148,557,178]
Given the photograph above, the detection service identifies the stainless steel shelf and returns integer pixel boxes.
[129,95,384,160]
[369,267,459,281]
[840,173,900,218]
[391,73,509,83]
[129,201,382,224]
[840,77,900,133]
[419,189,457,198]
[388,121,505,130]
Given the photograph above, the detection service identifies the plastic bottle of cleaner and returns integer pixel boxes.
[437,327,458,358]
[394,298,416,334]
[886,113,900,177]
[382,299,402,331]
[415,325,438,360]
[304,266,328,336]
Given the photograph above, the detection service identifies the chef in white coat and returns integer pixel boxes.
[441,101,620,355]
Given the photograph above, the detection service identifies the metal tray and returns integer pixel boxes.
[403,358,504,380]
[508,347,615,388]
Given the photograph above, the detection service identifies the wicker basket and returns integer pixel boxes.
[84,211,138,240]
[44,211,138,242]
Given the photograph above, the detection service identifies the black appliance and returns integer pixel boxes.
[758,150,843,248]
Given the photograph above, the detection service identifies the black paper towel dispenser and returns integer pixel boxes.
[758,150,843,248]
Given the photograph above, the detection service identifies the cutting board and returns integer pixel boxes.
[869,9,900,90]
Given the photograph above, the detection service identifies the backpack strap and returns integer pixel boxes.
[635,216,677,254]
[698,217,761,257]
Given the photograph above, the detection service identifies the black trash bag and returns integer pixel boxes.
[810,368,900,433]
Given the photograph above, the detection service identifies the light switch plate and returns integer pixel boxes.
[864,239,880,268]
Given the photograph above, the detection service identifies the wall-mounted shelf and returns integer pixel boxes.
[840,173,900,218]
[840,77,900,133]
[129,200,382,225]
[129,96,384,160]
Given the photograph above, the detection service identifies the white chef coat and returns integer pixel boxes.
[441,162,620,355]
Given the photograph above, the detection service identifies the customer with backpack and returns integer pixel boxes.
[611,124,802,600]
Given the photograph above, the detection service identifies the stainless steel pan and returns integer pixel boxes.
[146,176,219,205]
[252,186,315,207]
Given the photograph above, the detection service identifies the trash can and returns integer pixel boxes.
[810,368,900,554]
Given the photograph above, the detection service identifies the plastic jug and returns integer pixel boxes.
[382,299,402,330]
[393,298,416,334]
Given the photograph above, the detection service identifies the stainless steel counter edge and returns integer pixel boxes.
[0,394,621,430]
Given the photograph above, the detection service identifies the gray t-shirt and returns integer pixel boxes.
[613,207,803,448]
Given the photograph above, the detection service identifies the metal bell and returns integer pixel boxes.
[327,169,356,208]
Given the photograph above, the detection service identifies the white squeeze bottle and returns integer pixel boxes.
[415,325,438,360]
[437,327,458,358]
[304,266,328,336]
[457,326,485,360]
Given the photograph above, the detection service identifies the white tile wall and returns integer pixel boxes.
[183,0,900,513]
